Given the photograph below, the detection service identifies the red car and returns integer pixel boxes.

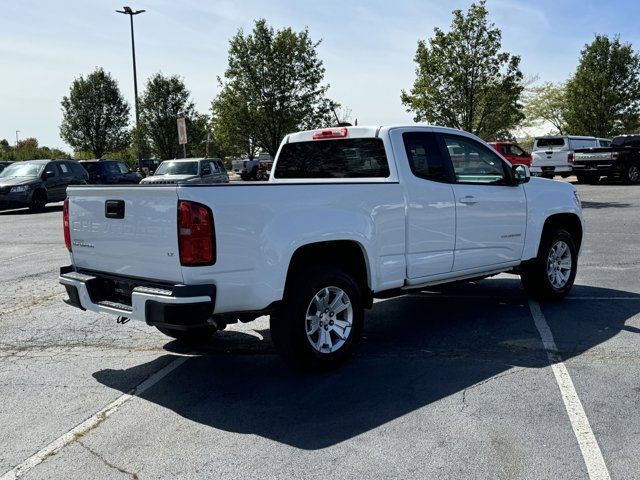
[488,142,532,167]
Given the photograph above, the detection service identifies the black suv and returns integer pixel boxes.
[79,159,142,185]
[0,159,88,211]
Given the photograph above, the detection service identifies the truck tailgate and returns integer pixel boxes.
[67,186,183,283]
[531,149,568,167]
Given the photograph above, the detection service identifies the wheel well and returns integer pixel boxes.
[32,188,47,200]
[542,213,583,251]
[286,241,372,308]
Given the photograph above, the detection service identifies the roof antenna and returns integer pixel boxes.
[331,107,341,125]
[331,107,352,127]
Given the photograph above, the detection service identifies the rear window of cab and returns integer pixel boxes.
[274,138,390,179]
[534,138,566,149]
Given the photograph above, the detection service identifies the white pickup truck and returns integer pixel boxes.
[60,125,584,369]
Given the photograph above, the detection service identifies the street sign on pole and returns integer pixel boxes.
[177,117,187,145]
[177,117,187,158]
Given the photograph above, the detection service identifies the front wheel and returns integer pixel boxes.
[521,228,578,301]
[29,190,47,212]
[270,267,364,371]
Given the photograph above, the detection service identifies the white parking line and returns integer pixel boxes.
[0,355,190,480]
[529,300,611,480]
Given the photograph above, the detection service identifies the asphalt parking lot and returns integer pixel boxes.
[0,179,638,480]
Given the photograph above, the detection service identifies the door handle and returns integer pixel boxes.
[459,196,477,205]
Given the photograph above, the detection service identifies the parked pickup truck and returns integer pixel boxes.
[573,135,640,184]
[59,125,584,370]
[530,136,609,178]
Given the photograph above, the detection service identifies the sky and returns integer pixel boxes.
[1,0,640,152]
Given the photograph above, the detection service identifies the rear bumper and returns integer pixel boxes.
[572,163,617,175]
[59,265,216,330]
[530,165,572,174]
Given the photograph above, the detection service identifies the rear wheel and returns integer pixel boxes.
[156,325,217,342]
[521,228,578,301]
[270,266,364,371]
[29,190,47,212]
[622,163,640,184]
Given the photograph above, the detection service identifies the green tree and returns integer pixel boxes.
[523,82,568,135]
[211,87,259,160]
[139,73,205,159]
[60,68,130,158]
[401,1,524,140]
[565,35,640,137]
[214,19,337,158]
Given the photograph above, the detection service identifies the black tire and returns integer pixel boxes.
[156,325,217,342]
[521,228,578,301]
[29,190,47,212]
[622,163,640,185]
[270,266,364,371]
[576,174,599,185]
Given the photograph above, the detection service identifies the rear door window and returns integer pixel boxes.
[274,138,390,179]
[200,161,212,175]
[402,132,451,182]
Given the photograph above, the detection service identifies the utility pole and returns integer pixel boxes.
[15,130,20,148]
[116,6,146,171]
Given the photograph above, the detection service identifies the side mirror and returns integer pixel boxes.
[43,170,55,179]
[512,164,530,184]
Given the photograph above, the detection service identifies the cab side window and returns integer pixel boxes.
[402,132,450,182]
[200,162,212,175]
[117,162,130,174]
[442,135,508,185]
[43,164,59,177]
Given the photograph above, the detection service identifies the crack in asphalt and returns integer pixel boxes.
[77,440,139,480]
[0,293,65,319]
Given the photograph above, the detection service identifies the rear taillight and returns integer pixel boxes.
[178,200,215,266]
[568,152,574,164]
[63,198,71,251]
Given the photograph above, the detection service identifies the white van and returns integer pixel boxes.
[531,136,600,177]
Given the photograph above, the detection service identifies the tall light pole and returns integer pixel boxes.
[15,130,20,148]
[116,6,145,170]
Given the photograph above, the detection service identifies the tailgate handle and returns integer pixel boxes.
[105,200,125,219]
